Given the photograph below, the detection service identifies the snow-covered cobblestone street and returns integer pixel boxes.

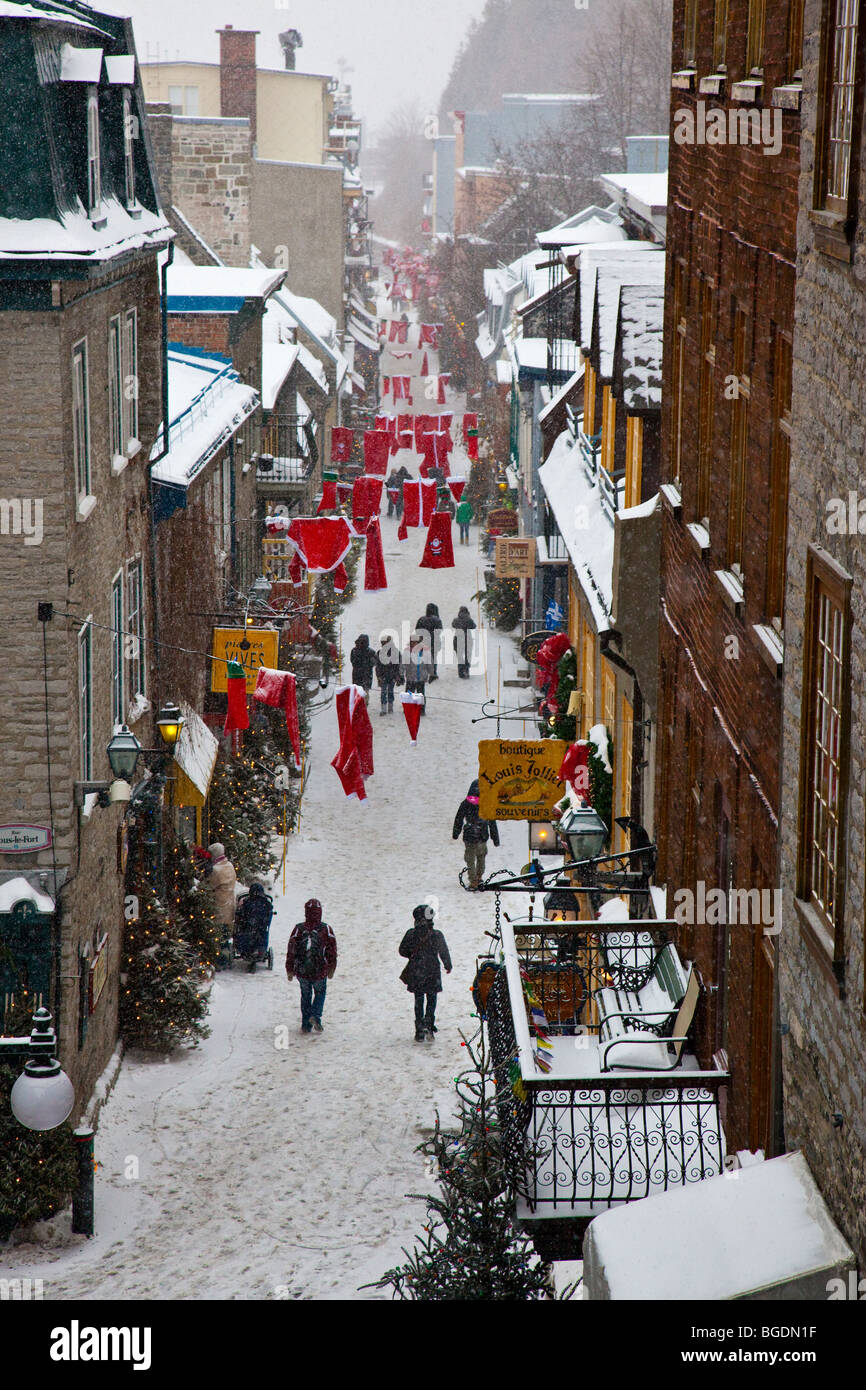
[1,495,528,1300]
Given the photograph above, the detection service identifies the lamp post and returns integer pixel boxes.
[528,821,558,856]
[557,805,609,862]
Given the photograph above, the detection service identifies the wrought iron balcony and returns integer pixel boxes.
[483,904,728,1219]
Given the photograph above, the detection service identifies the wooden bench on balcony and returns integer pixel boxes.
[594,943,699,1072]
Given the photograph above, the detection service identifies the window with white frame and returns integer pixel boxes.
[126,556,145,701]
[111,571,124,728]
[221,454,232,556]
[108,315,123,460]
[72,339,91,504]
[167,85,183,114]
[78,620,93,780]
[122,89,136,207]
[124,308,138,446]
[87,87,101,218]
[184,85,200,117]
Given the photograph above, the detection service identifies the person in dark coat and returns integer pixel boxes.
[452,779,500,888]
[399,904,452,1041]
[374,631,403,716]
[403,630,432,714]
[350,633,375,698]
[415,603,443,680]
[452,605,476,678]
[286,899,338,1033]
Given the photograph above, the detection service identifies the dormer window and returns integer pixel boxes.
[122,90,136,207]
[87,86,102,220]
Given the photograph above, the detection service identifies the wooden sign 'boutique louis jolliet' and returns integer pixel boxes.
[477,739,567,821]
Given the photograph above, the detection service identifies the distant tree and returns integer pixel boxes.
[578,0,674,164]
[368,101,429,245]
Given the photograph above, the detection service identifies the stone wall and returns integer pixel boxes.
[777,0,866,1267]
[251,160,344,327]
[170,117,252,268]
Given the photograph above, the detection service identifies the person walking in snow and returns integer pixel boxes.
[374,631,403,716]
[416,603,443,681]
[456,497,473,545]
[205,842,237,969]
[452,606,476,678]
[399,905,452,1042]
[286,899,337,1033]
[385,469,400,518]
[350,633,375,700]
[452,780,500,888]
[403,630,432,714]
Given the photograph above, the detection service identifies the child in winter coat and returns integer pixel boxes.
[350,634,375,698]
[452,781,500,888]
[374,632,403,716]
[399,904,452,1041]
[403,631,433,714]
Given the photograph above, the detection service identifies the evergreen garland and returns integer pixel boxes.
[119,883,210,1052]
[481,577,521,631]
[588,727,614,840]
[366,1027,551,1300]
[550,647,578,743]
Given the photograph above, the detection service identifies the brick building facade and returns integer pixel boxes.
[778,0,866,1266]
[656,0,801,1152]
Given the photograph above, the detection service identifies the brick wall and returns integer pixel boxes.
[777,0,866,1266]
[656,0,800,1152]
[0,255,163,1110]
[218,26,258,142]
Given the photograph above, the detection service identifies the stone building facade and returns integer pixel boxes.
[0,4,171,1109]
[778,0,866,1266]
[655,0,801,1152]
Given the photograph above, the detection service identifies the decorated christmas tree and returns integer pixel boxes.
[164,835,222,972]
[119,884,210,1051]
[367,1027,551,1300]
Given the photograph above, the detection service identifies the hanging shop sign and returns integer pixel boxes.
[0,824,52,854]
[478,739,567,821]
[520,631,553,664]
[486,507,519,535]
[211,628,279,693]
[495,536,536,580]
[89,932,109,1014]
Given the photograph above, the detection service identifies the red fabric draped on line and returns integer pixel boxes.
[352,475,383,527]
[447,478,466,503]
[224,662,249,735]
[401,692,424,744]
[419,510,455,569]
[317,477,337,513]
[420,478,437,525]
[364,516,387,591]
[331,685,374,800]
[363,430,391,476]
[330,427,354,464]
[253,667,301,765]
[287,516,353,573]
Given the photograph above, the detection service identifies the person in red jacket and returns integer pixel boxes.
[286,899,337,1033]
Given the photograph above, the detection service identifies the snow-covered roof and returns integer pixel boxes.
[515,337,580,378]
[617,284,664,412]
[0,875,55,914]
[573,243,665,359]
[0,1,108,30]
[0,197,172,260]
[174,700,218,802]
[582,1151,855,1301]
[166,265,286,312]
[595,255,665,378]
[538,428,614,632]
[278,288,337,348]
[536,205,622,249]
[600,172,668,242]
[59,43,103,82]
[261,342,299,411]
[348,316,379,353]
[150,350,259,488]
[538,367,582,425]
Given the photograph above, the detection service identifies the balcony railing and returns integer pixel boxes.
[257,414,318,486]
[485,907,728,1218]
[575,424,625,523]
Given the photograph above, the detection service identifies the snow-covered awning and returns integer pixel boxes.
[150,350,259,508]
[582,1151,856,1300]
[348,316,379,353]
[59,44,103,82]
[261,342,299,412]
[173,701,218,808]
[0,876,55,914]
[538,367,582,426]
[538,428,614,632]
[166,264,286,314]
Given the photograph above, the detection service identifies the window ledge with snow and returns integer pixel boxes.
[126,692,151,725]
[713,567,744,616]
[685,521,711,557]
[771,84,802,111]
[660,482,682,517]
[111,453,128,476]
[751,623,784,676]
[126,438,142,460]
[731,78,763,104]
[699,73,726,97]
[671,69,696,91]
[76,494,97,522]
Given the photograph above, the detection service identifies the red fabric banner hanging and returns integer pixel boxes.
[364,516,387,591]
[254,667,301,765]
[331,685,374,799]
[402,479,421,528]
[392,376,411,401]
[462,412,478,442]
[333,561,348,592]
[400,692,424,744]
[224,661,249,734]
[447,478,467,503]
[437,374,451,405]
[389,320,409,343]
[363,430,391,476]
[330,427,354,464]
[286,516,354,573]
[419,510,455,569]
[352,475,383,527]
[420,478,437,526]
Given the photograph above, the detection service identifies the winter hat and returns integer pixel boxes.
[426,603,440,618]
[458,606,471,618]
[208,843,225,860]
[468,780,480,797]
[356,634,370,650]
[413,904,435,924]
[304,899,322,926]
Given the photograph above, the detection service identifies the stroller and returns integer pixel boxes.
[231,882,275,973]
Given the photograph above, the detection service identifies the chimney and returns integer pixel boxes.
[218,25,259,142]
[278,28,303,71]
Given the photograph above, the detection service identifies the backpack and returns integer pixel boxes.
[296,925,327,977]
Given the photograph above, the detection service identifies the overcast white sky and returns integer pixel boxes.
[105,0,486,139]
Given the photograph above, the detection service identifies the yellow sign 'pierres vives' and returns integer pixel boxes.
[211,628,279,693]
